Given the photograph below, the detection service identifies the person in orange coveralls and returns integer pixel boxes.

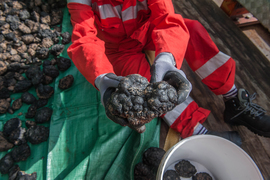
[66,0,270,144]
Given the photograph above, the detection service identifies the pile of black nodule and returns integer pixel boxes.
[0,0,73,117]
[0,0,75,179]
[0,0,70,67]
[163,159,213,180]
[0,144,31,175]
[0,117,50,179]
[134,147,166,180]
[106,74,178,133]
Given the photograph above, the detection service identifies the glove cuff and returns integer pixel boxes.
[95,73,107,90]
[154,52,176,66]
[95,73,123,106]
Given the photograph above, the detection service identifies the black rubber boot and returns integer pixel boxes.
[224,88,270,137]
[205,131,242,147]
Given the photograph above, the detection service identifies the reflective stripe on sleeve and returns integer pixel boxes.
[163,96,194,126]
[67,0,91,6]
[92,0,148,21]
[195,51,231,79]
[122,0,148,22]
[98,4,121,19]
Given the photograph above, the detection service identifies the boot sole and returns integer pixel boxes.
[225,118,270,138]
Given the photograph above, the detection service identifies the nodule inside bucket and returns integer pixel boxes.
[157,135,263,180]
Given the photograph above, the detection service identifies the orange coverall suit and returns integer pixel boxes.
[67,0,236,138]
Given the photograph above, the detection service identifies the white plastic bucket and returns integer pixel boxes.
[157,135,264,180]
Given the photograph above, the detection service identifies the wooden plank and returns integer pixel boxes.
[240,24,270,62]
[165,0,270,179]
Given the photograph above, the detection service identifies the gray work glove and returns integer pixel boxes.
[150,52,192,104]
[95,73,146,133]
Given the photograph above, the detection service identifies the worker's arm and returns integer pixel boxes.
[147,0,190,69]
[67,2,115,87]
[147,0,191,104]
[67,2,135,129]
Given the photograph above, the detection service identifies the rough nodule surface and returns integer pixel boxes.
[34,98,48,109]
[11,143,31,162]
[26,125,49,144]
[50,44,65,56]
[144,81,178,114]
[3,118,22,137]
[134,147,166,180]
[0,99,10,114]
[106,74,178,132]
[34,107,52,123]
[36,83,54,99]
[192,172,213,180]
[8,164,20,180]
[13,79,32,93]
[25,66,44,86]
[25,104,37,118]
[43,75,54,85]
[11,98,22,110]
[163,170,180,180]
[0,132,14,152]
[43,65,59,79]
[21,92,36,104]
[0,87,10,99]
[61,32,71,45]
[0,61,7,75]
[8,127,27,145]
[25,120,36,129]
[0,153,14,174]
[143,147,166,171]
[58,74,74,90]
[134,162,155,180]
[175,160,197,178]
[56,57,71,71]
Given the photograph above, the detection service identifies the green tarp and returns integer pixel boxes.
[0,7,160,180]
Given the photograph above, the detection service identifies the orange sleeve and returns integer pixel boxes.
[67,3,115,87]
[147,0,190,69]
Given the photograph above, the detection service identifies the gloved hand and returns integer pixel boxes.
[150,52,192,104]
[95,73,146,133]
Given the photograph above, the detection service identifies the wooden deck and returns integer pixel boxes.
[160,0,270,179]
